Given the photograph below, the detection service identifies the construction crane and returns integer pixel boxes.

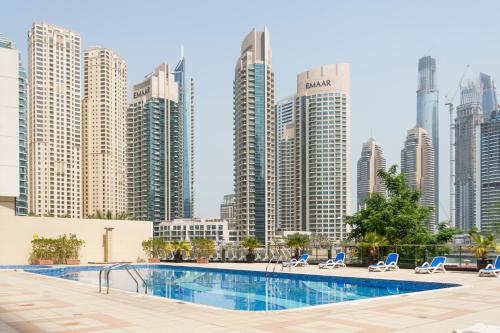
[444,64,470,227]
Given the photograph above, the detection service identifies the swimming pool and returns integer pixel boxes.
[0,265,52,270]
[25,265,459,311]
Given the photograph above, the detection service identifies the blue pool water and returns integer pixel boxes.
[0,265,52,270]
[25,265,459,311]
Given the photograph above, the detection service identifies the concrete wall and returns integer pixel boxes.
[0,216,152,265]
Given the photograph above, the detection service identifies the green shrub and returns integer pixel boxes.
[191,238,215,259]
[142,238,168,258]
[30,234,84,264]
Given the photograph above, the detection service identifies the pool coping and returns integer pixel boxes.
[20,263,466,313]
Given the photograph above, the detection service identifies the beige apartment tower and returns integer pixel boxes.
[401,127,436,232]
[82,47,127,218]
[28,23,82,217]
[233,27,275,245]
[357,138,386,210]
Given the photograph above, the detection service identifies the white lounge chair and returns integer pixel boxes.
[478,255,500,277]
[283,254,310,267]
[415,256,447,274]
[368,253,399,272]
[319,252,346,269]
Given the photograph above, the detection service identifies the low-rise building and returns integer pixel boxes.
[158,218,234,243]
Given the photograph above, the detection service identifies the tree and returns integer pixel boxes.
[241,237,261,262]
[360,232,388,259]
[171,240,191,261]
[467,231,497,260]
[346,165,433,245]
[286,233,310,258]
[435,222,460,244]
[142,238,167,259]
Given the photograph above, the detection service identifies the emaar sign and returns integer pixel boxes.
[305,80,331,89]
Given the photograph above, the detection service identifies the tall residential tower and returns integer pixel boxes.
[82,47,127,218]
[28,23,82,217]
[401,127,436,232]
[173,51,195,218]
[127,64,181,234]
[357,138,386,210]
[233,28,275,245]
[416,56,439,226]
[455,81,483,232]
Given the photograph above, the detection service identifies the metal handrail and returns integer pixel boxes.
[265,255,276,273]
[99,263,149,295]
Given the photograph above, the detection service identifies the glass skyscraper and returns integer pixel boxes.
[416,56,439,226]
[233,28,275,245]
[357,138,386,211]
[127,64,182,234]
[173,51,194,218]
[480,110,500,232]
[479,73,498,120]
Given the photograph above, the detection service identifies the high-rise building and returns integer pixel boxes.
[275,96,295,228]
[173,50,195,218]
[480,110,500,232]
[0,35,20,216]
[220,194,235,222]
[127,64,181,233]
[416,56,439,226]
[479,73,498,120]
[357,138,386,210]
[401,127,436,231]
[278,122,298,231]
[233,27,275,245]
[455,81,483,232]
[28,23,82,218]
[294,64,350,241]
[82,47,127,218]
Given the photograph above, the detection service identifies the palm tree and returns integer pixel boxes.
[286,233,309,258]
[241,237,261,262]
[468,231,498,270]
[171,241,191,262]
[360,232,388,260]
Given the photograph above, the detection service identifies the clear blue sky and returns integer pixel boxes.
[3,0,500,220]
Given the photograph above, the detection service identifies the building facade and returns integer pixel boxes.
[0,35,20,216]
[416,56,439,226]
[479,73,498,120]
[82,47,127,218]
[275,96,295,229]
[455,81,483,232]
[357,138,386,210]
[480,110,500,232]
[127,64,182,232]
[173,51,195,218]
[294,64,350,241]
[278,122,297,231]
[233,28,275,245]
[158,218,230,243]
[28,23,82,217]
[220,194,235,222]
[401,127,436,231]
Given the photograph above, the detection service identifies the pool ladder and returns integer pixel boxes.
[98,263,149,295]
[265,253,284,276]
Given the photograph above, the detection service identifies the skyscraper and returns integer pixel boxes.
[275,96,295,228]
[233,27,275,245]
[401,127,436,232]
[479,73,498,120]
[127,64,182,233]
[173,50,195,218]
[220,194,235,223]
[278,122,298,231]
[480,110,500,233]
[416,56,439,226]
[28,23,82,218]
[82,47,127,218]
[294,64,350,241]
[357,138,386,210]
[455,81,483,232]
[0,35,20,215]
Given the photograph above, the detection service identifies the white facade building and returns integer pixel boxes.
[0,36,20,215]
[28,23,82,217]
[357,138,386,210]
[157,218,231,243]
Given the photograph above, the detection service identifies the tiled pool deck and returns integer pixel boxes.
[0,263,499,332]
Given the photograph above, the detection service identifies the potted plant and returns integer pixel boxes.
[467,231,497,270]
[30,235,55,265]
[65,234,84,265]
[241,237,260,263]
[191,238,214,264]
[171,240,191,262]
[360,232,388,266]
[142,238,167,263]
[286,233,310,259]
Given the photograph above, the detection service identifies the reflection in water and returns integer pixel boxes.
[57,267,443,311]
